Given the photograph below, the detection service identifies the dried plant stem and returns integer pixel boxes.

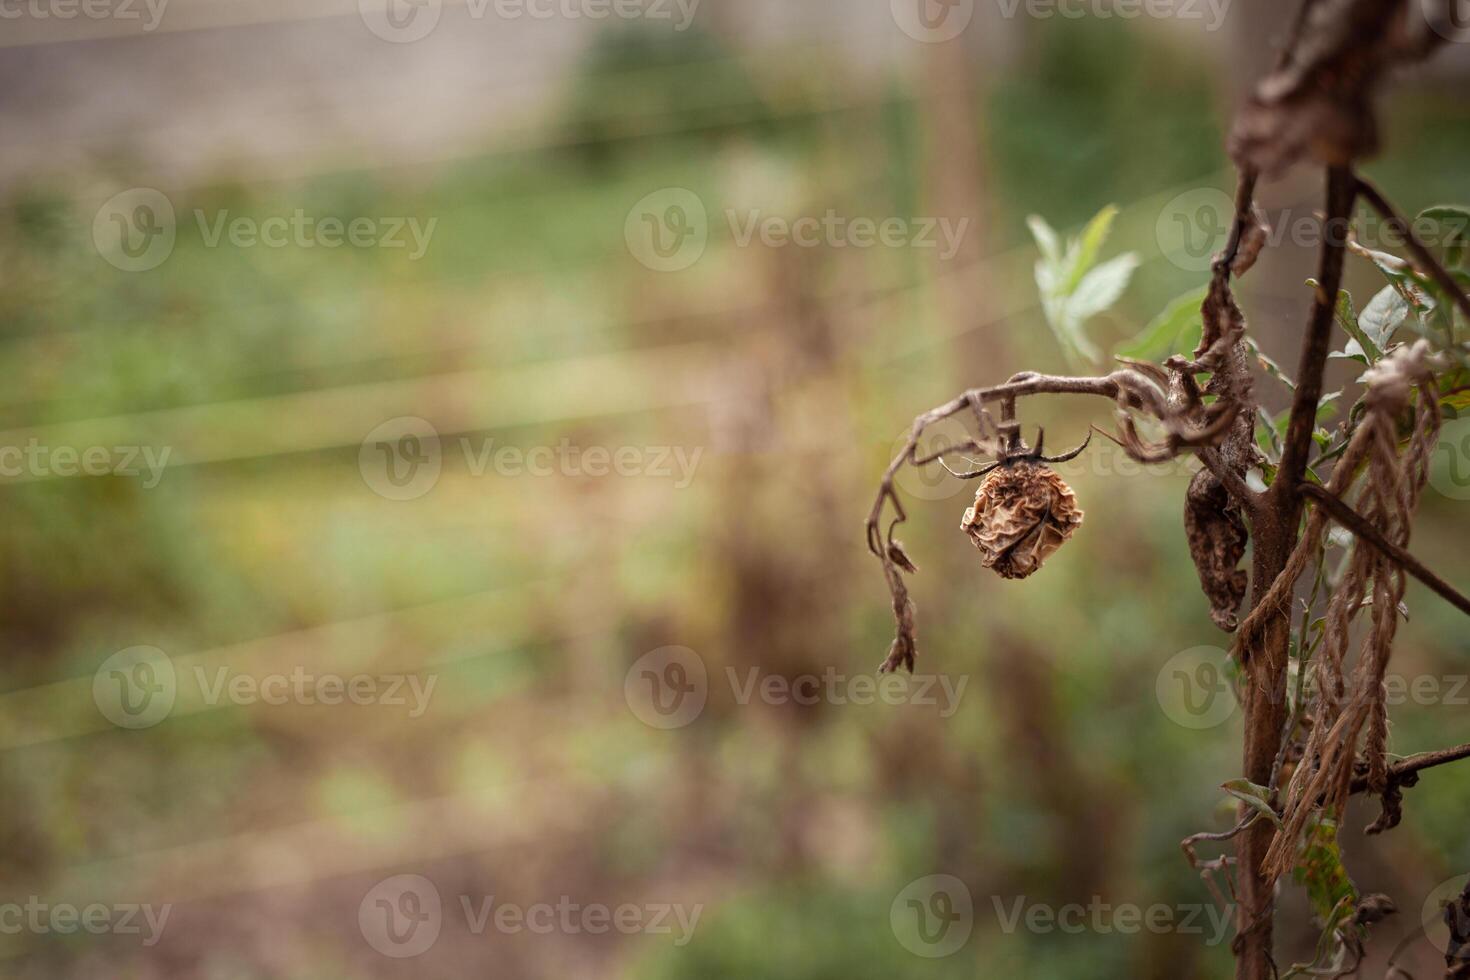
[1234,166,1359,980]
[1349,741,1470,794]
[1299,483,1470,616]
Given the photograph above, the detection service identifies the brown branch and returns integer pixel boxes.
[1198,447,1259,507]
[866,372,1132,558]
[1274,167,1359,506]
[1350,741,1470,795]
[1355,175,1470,324]
[1299,483,1470,617]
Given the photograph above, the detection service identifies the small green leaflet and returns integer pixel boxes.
[1028,205,1140,368]
[1246,337,1294,390]
[1324,286,1381,364]
[1222,778,1282,829]
[1117,285,1207,361]
[1417,204,1470,268]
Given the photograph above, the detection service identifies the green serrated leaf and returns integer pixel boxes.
[1117,285,1208,360]
[1223,779,1283,828]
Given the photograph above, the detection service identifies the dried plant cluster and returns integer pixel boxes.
[960,461,1083,580]
[865,2,1470,977]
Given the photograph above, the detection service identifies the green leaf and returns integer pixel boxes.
[1068,252,1139,321]
[1349,241,1439,317]
[1441,366,1470,413]
[1064,204,1120,293]
[1247,337,1295,390]
[1321,284,1383,364]
[1027,214,1061,267]
[1029,205,1136,368]
[1256,406,1284,460]
[1358,286,1410,351]
[1222,779,1283,829]
[1117,285,1208,360]
[1417,205,1470,266]
[1291,814,1358,925]
[1317,391,1342,421]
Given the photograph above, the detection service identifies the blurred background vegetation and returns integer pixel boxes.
[0,3,1467,977]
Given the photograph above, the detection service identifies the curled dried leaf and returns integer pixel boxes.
[1354,893,1397,926]
[1231,212,1270,277]
[887,539,919,575]
[961,462,1083,580]
[1185,469,1249,632]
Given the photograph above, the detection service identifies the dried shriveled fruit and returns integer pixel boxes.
[961,462,1083,580]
